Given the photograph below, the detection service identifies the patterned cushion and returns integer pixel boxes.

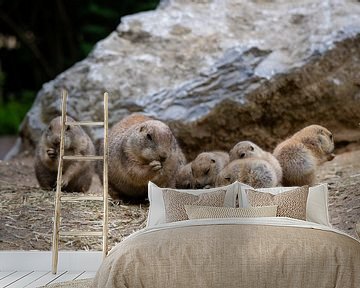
[184,205,278,219]
[245,186,309,220]
[162,189,226,223]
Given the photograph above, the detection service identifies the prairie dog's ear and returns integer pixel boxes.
[318,128,325,135]
[139,125,145,132]
[211,159,216,163]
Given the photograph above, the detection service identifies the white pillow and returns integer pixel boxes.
[146,181,238,227]
[238,183,331,227]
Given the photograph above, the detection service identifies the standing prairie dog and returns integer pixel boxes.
[229,140,282,186]
[215,159,278,188]
[191,151,230,189]
[176,163,194,189]
[98,114,186,201]
[273,124,335,186]
[34,116,95,192]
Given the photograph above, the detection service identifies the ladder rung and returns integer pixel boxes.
[63,155,103,161]
[61,196,103,202]
[59,231,103,237]
[65,121,104,126]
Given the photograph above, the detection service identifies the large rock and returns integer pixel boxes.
[11,0,360,160]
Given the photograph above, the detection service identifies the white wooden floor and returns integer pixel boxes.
[0,251,102,288]
[0,270,95,288]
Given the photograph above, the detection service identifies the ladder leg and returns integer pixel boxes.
[102,92,109,259]
[52,89,68,274]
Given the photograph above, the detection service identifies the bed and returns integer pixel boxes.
[92,182,360,288]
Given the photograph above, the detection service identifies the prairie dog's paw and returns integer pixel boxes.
[149,160,162,171]
[47,148,57,159]
[61,177,70,188]
[327,153,336,161]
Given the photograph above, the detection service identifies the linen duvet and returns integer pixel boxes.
[92,217,360,288]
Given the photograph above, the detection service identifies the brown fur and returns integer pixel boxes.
[215,159,278,188]
[273,124,335,186]
[176,163,194,189]
[229,140,282,186]
[98,114,186,201]
[191,151,230,189]
[34,116,95,192]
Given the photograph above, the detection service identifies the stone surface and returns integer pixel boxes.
[9,0,360,160]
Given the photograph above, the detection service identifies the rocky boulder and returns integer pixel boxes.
[10,0,360,161]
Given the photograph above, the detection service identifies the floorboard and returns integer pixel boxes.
[0,271,32,287]
[0,272,16,281]
[6,271,49,288]
[75,271,96,280]
[48,271,84,284]
[22,271,67,288]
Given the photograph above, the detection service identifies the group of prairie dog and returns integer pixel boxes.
[35,114,335,201]
[34,114,186,202]
[181,124,335,189]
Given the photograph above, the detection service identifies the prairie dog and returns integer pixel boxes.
[176,163,194,189]
[34,116,95,192]
[229,140,282,186]
[215,159,278,188]
[191,151,230,189]
[99,114,186,201]
[273,124,335,186]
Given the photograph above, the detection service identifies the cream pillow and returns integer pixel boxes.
[184,205,278,219]
[245,186,309,220]
[239,183,331,226]
[163,189,226,223]
[146,181,238,227]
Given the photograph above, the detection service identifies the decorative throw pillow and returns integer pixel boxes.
[245,186,309,220]
[162,189,226,223]
[238,183,331,227]
[184,205,278,219]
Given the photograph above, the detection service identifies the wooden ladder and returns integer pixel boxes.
[51,89,109,274]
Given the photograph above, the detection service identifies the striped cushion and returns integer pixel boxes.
[184,205,278,219]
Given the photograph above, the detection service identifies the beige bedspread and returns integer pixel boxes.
[92,218,360,288]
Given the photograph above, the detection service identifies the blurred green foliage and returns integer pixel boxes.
[0,0,159,135]
[0,89,34,134]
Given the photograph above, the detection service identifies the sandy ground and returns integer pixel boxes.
[0,149,359,252]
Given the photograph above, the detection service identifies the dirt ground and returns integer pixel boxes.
[0,149,359,252]
[0,150,148,251]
